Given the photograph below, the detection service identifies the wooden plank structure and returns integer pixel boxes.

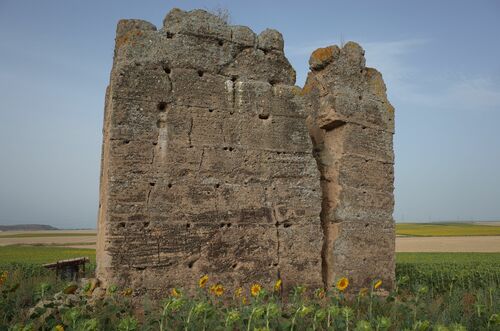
[43,257,89,280]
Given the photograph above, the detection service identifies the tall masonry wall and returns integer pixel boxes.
[97,8,395,295]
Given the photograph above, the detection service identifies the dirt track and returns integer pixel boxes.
[0,230,96,248]
[1,231,500,252]
[396,236,500,252]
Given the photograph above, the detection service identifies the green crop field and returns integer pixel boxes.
[396,252,500,294]
[3,245,499,267]
[396,222,500,236]
[396,252,500,264]
[0,245,96,265]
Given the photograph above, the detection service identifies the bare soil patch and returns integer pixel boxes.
[0,230,96,248]
[3,230,499,252]
[396,236,500,252]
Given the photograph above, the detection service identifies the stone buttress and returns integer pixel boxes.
[303,43,395,290]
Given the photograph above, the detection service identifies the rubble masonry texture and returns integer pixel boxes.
[96,8,395,295]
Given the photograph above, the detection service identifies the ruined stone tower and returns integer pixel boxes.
[97,8,395,295]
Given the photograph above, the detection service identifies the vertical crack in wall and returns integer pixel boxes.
[313,144,333,289]
[272,205,282,283]
[311,135,344,290]
[188,117,193,147]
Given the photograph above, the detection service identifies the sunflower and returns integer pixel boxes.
[213,284,224,297]
[235,287,243,298]
[274,279,282,292]
[374,280,382,289]
[336,277,349,291]
[55,325,65,331]
[171,288,180,297]
[199,275,209,288]
[251,283,262,297]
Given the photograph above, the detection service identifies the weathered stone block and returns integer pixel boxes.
[170,68,232,109]
[221,48,296,85]
[329,220,395,289]
[231,25,256,47]
[257,29,284,52]
[279,222,323,289]
[337,155,394,192]
[163,8,232,41]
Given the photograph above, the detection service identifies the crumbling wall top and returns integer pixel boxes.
[304,42,394,134]
[113,8,294,85]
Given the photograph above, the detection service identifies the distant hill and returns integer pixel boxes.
[0,224,58,231]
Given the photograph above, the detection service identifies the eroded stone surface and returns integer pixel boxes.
[97,8,395,295]
[304,42,395,290]
[97,8,322,295]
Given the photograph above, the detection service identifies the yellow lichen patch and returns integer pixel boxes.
[291,86,302,96]
[301,75,316,95]
[116,29,141,48]
[386,103,395,113]
[311,47,334,64]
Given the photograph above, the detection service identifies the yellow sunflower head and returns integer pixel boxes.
[274,279,282,292]
[374,280,382,290]
[250,283,262,297]
[199,275,209,288]
[171,287,180,298]
[55,325,65,331]
[214,284,224,297]
[336,277,349,291]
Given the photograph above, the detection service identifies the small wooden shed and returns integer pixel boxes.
[43,257,89,280]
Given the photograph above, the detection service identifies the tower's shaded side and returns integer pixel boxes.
[96,8,323,295]
[303,43,395,290]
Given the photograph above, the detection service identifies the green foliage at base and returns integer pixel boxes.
[0,249,499,330]
[1,275,498,331]
[0,246,95,265]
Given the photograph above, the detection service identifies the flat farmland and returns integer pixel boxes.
[1,222,499,252]
[0,230,96,248]
[396,222,500,236]
[396,235,500,252]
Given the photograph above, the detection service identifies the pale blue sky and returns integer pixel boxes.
[0,0,499,228]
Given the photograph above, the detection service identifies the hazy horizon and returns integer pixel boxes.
[1,0,499,228]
